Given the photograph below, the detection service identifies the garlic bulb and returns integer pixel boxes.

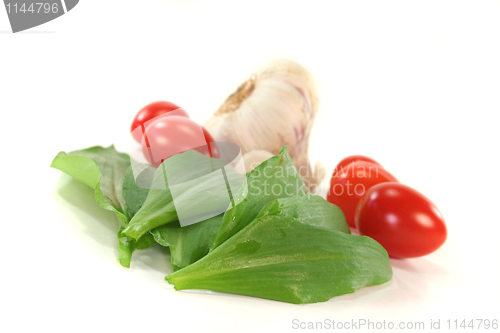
[204,59,322,188]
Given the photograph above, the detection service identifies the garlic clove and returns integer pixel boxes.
[242,149,275,174]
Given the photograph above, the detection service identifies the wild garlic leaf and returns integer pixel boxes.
[151,195,349,273]
[166,215,392,304]
[123,150,245,241]
[150,214,223,271]
[51,146,153,267]
[255,195,351,234]
[122,165,150,221]
[210,146,306,250]
[51,145,130,226]
[122,166,156,251]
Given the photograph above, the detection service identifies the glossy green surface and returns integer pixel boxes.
[255,195,351,234]
[210,146,306,250]
[122,166,156,251]
[51,146,153,267]
[123,150,244,240]
[166,215,392,304]
[151,214,223,271]
[51,146,129,224]
[52,145,393,304]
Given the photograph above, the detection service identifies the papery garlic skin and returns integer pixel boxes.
[204,59,321,188]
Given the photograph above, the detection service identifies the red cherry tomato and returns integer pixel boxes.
[142,116,219,167]
[355,183,447,258]
[131,101,189,143]
[335,155,381,171]
[327,161,398,228]
[202,128,220,159]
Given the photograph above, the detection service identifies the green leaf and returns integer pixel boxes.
[255,195,351,234]
[151,195,349,272]
[122,165,156,251]
[51,146,154,267]
[51,146,130,226]
[151,214,223,271]
[118,228,134,267]
[123,150,245,241]
[122,165,150,221]
[166,215,392,304]
[210,146,306,250]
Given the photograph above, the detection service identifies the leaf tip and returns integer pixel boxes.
[49,151,67,168]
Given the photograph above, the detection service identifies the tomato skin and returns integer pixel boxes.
[131,101,189,143]
[355,183,447,258]
[202,128,220,159]
[335,155,381,171]
[327,161,398,228]
[141,116,218,167]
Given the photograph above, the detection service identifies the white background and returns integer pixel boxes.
[1,0,500,332]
